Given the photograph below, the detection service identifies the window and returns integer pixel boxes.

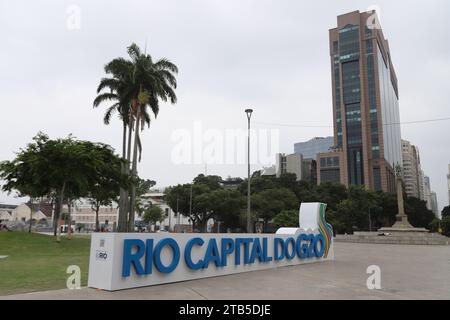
[373,168,382,191]
[321,169,341,184]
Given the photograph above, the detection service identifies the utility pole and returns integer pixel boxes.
[245,108,253,233]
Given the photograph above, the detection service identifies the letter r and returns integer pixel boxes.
[122,239,146,277]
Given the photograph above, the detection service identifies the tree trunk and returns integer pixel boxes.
[118,117,134,232]
[95,204,100,232]
[28,198,33,233]
[117,120,127,232]
[128,107,141,232]
[56,183,65,243]
[67,201,72,240]
[53,198,60,236]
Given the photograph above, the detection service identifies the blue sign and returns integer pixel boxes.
[122,233,326,277]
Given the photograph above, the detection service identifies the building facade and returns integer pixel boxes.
[276,153,303,181]
[140,192,193,232]
[261,153,316,183]
[430,192,438,217]
[294,137,333,160]
[68,200,118,231]
[423,176,432,211]
[401,139,422,199]
[318,10,402,193]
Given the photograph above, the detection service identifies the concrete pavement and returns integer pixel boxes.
[2,242,449,300]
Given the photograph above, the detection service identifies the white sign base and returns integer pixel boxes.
[88,203,334,291]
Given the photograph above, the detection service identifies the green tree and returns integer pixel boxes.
[272,210,299,229]
[405,197,435,229]
[143,205,164,227]
[441,216,450,237]
[87,146,125,232]
[0,134,50,233]
[315,183,348,211]
[441,206,450,219]
[0,133,126,240]
[252,188,298,232]
[196,189,244,231]
[134,178,157,217]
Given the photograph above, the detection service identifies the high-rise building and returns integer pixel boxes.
[294,137,333,160]
[423,176,432,211]
[418,169,425,201]
[430,192,438,217]
[401,139,422,199]
[317,10,402,192]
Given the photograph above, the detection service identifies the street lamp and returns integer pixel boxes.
[245,108,253,233]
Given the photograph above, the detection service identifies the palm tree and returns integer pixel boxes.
[94,58,134,232]
[124,43,178,231]
[94,43,178,232]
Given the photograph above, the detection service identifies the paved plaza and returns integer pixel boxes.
[2,242,449,300]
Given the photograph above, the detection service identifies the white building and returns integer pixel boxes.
[140,192,192,232]
[262,153,309,182]
[67,199,118,231]
[401,140,422,199]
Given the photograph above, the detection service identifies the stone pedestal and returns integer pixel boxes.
[378,175,429,234]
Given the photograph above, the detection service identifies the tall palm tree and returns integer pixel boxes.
[93,58,134,232]
[94,43,178,232]
[124,43,178,231]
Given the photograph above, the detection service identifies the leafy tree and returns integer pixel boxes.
[441,216,450,237]
[272,210,299,229]
[405,197,435,229]
[315,183,348,211]
[193,174,222,190]
[196,189,244,231]
[0,133,126,240]
[0,137,50,233]
[87,146,125,232]
[134,178,157,217]
[252,188,298,232]
[143,205,164,226]
[429,218,441,233]
[441,206,450,219]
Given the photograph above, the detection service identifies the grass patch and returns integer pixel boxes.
[0,232,91,296]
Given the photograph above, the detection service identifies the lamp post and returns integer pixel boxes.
[245,108,253,233]
[368,207,372,233]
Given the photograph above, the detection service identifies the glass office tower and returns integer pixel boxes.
[318,10,402,192]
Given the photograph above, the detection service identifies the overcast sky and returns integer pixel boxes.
[0,0,449,211]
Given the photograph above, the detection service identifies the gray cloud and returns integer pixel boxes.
[1,0,449,211]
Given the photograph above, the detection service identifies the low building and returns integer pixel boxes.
[0,204,17,223]
[317,148,345,185]
[276,153,303,181]
[261,153,315,183]
[10,202,52,223]
[68,199,118,231]
[141,192,192,232]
